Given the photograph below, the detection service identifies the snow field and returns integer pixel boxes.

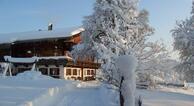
[0,71,75,106]
[57,81,119,106]
[137,86,194,106]
[20,86,72,106]
[0,71,119,106]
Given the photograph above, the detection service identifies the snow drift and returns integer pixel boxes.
[15,71,53,80]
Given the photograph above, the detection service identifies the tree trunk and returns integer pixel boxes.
[120,76,124,106]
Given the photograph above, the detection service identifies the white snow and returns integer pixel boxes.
[15,71,52,80]
[4,56,37,63]
[137,87,194,106]
[71,28,84,35]
[0,74,70,106]
[58,82,119,106]
[185,83,194,89]
[0,27,83,44]
[116,55,138,106]
[1,70,194,106]
[4,56,72,63]
[38,56,73,60]
[0,71,119,106]
[116,55,138,78]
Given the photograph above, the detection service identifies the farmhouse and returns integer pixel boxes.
[0,24,100,81]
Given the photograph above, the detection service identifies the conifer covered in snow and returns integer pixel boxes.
[72,0,153,106]
[72,0,153,85]
[172,1,194,81]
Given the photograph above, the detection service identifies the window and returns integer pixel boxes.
[39,68,48,75]
[66,69,71,75]
[73,69,77,75]
[91,70,95,75]
[86,70,95,76]
[87,70,91,75]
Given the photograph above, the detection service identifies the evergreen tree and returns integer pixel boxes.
[72,0,153,85]
[72,1,153,106]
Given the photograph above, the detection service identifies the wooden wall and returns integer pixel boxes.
[0,44,11,57]
[0,33,82,58]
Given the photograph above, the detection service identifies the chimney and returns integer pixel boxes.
[48,23,53,31]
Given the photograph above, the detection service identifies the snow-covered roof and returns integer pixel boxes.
[4,56,37,63]
[4,56,73,63]
[0,27,84,44]
[38,56,73,60]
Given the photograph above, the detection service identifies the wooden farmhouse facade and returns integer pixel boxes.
[0,26,100,81]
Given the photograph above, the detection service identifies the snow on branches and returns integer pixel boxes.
[172,1,194,81]
[72,0,153,85]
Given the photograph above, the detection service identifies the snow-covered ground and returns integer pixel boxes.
[57,82,119,106]
[137,87,194,106]
[185,83,194,89]
[1,71,194,106]
[0,72,72,106]
[0,71,119,106]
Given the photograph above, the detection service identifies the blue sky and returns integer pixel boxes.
[0,0,193,46]
[140,0,192,44]
[0,0,94,33]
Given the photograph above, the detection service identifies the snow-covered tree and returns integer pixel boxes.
[138,48,180,85]
[72,0,153,85]
[71,0,153,106]
[171,1,194,81]
[136,42,166,82]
